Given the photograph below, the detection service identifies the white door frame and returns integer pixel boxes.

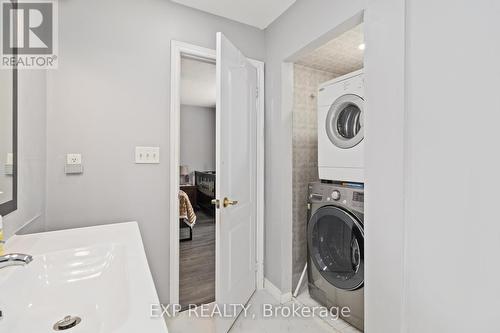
[169,40,265,306]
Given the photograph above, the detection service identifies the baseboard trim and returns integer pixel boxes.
[264,278,292,304]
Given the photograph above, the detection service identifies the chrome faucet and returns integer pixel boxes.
[0,253,33,269]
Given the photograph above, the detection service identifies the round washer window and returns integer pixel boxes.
[326,94,364,149]
[308,205,364,291]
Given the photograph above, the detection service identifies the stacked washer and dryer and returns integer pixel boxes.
[307,69,365,331]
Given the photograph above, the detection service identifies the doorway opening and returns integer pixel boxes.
[178,55,217,308]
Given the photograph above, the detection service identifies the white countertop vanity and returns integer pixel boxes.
[0,222,168,333]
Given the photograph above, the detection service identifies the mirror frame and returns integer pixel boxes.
[0,65,17,216]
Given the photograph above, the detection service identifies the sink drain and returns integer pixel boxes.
[53,315,81,331]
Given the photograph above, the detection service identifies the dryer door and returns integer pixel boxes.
[308,205,364,290]
[325,94,364,149]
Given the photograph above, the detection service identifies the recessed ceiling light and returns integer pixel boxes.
[358,43,366,50]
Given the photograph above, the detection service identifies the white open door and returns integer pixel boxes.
[215,32,258,333]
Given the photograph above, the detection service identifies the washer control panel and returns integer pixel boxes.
[308,181,364,214]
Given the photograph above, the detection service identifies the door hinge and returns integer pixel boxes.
[255,86,259,99]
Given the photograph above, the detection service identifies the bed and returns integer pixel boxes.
[195,171,216,215]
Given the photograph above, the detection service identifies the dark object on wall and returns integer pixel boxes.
[195,171,216,216]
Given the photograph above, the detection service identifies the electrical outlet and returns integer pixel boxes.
[135,147,160,164]
[66,154,82,165]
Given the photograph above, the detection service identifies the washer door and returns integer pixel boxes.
[308,205,364,290]
[326,94,364,149]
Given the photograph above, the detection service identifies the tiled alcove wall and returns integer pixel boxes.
[292,64,338,290]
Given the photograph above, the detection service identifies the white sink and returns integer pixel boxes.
[0,222,168,333]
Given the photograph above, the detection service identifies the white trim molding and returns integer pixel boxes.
[169,40,265,305]
[247,58,265,291]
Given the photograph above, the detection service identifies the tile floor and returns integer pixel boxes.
[165,288,361,333]
[293,288,362,333]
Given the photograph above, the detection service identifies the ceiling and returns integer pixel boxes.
[170,0,296,29]
[181,57,216,108]
[296,24,364,76]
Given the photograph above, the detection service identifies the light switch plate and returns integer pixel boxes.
[67,153,82,165]
[135,147,160,164]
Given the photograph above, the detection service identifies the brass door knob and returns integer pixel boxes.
[223,197,238,208]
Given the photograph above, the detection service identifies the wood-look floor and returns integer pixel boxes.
[179,209,215,308]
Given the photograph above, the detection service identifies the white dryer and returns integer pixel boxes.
[317,69,364,183]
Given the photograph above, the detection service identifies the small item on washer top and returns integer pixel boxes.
[341,182,364,189]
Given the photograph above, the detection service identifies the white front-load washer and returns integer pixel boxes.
[318,69,364,183]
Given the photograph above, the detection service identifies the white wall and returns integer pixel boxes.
[4,71,47,238]
[180,104,216,177]
[402,1,500,331]
[45,0,265,303]
[363,0,406,331]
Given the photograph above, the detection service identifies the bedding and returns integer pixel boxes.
[179,190,196,228]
